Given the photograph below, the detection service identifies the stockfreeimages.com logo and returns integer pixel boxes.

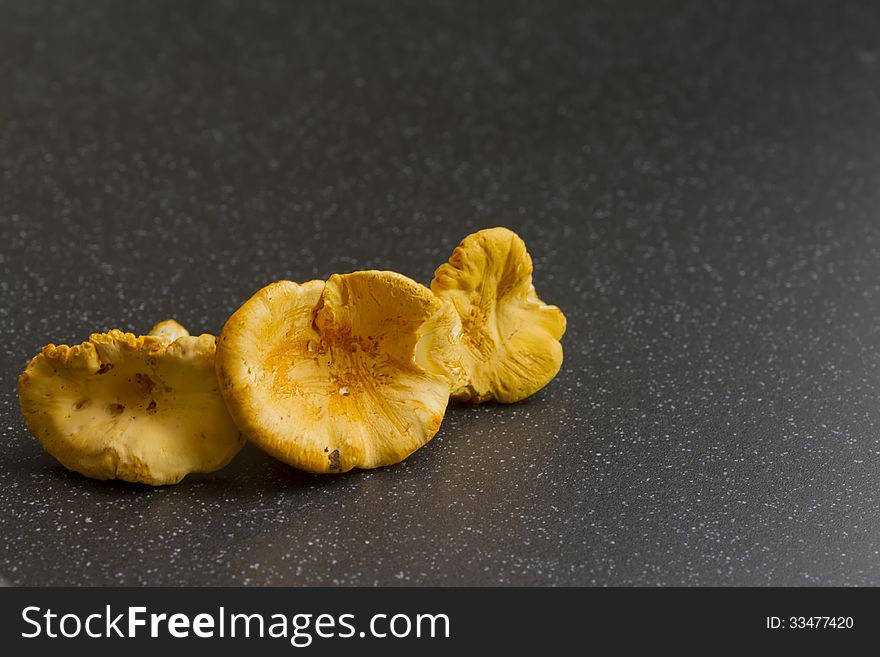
[22,606,450,646]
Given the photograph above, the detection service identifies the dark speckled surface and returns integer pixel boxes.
[3,0,880,586]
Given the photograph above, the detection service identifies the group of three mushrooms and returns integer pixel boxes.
[18,228,567,485]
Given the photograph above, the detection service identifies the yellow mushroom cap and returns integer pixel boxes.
[17,322,245,485]
[148,319,190,343]
[431,227,567,403]
[216,270,463,473]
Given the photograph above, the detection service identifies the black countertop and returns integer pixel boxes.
[3,0,880,586]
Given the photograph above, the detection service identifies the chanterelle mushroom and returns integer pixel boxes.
[216,270,463,473]
[431,227,567,403]
[17,320,244,485]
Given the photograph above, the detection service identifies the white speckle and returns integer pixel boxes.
[339,387,350,396]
